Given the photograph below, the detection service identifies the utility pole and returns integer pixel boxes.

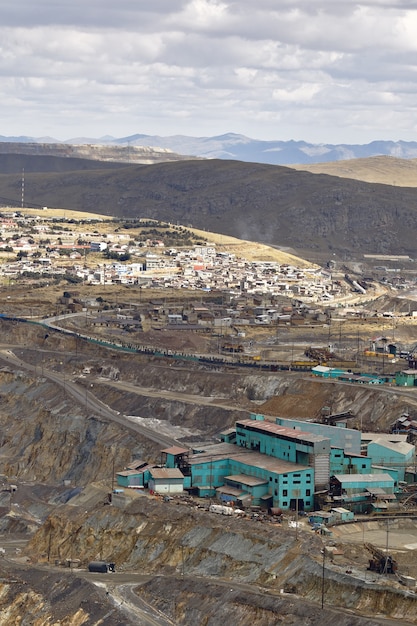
[294,488,301,540]
[296,495,299,540]
[383,519,390,574]
[209,456,213,499]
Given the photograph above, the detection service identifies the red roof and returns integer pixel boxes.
[161,446,189,456]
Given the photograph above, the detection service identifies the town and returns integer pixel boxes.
[0,211,346,298]
[0,208,380,301]
[4,208,417,379]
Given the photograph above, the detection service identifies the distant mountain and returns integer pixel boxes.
[0,141,198,166]
[110,135,417,165]
[2,133,417,166]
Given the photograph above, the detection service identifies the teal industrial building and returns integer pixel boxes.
[366,439,414,482]
[116,413,416,513]
[185,441,314,510]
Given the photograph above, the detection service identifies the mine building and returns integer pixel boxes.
[366,439,415,482]
[395,370,417,386]
[116,460,153,488]
[330,473,396,512]
[148,468,185,494]
[330,449,372,475]
[234,417,330,490]
[117,411,416,513]
[185,441,314,511]
[275,417,361,454]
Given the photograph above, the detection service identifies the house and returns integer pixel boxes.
[309,507,354,526]
[148,468,185,494]
[309,511,333,526]
[90,241,107,252]
[311,366,346,379]
[330,507,354,523]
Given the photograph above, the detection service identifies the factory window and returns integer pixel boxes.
[362,464,367,469]
[269,477,272,482]
[334,454,341,458]
[282,501,287,506]
[283,490,288,496]
[274,489,278,496]
[283,474,288,478]
[274,478,278,483]
[306,489,311,496]
[293,474,301,478]
[293,480,301,484]
[305,501,310,506]
[283,479,288,484]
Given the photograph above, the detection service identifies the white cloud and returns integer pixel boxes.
[0,1,416,142]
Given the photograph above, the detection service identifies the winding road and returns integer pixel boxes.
[0,348,183,449]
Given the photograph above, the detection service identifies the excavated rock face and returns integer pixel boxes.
[0,560,133,625]
[25,498,417,625]
[136,577,403,626]
[1,321,417,622]
[1,320,411,436]
[0,370,151,486]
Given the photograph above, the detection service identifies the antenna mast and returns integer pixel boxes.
[21,168,24,208]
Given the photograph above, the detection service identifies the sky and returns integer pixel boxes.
[1,0,417,144]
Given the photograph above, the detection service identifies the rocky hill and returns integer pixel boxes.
[1,155,417,259]
[25,495,417,625]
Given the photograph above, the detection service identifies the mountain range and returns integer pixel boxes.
[2,133,417,166]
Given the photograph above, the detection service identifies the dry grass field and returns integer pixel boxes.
[290,155,417,187]
[20,207,114,221]
[188,227,316,267]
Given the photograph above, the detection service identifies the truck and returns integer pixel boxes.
[209,504,234,516]
[88,561,116,573]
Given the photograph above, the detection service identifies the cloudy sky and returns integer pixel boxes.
[1,0,417,143]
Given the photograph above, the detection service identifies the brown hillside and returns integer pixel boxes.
[1,153,417,258]
[290,155,417,187]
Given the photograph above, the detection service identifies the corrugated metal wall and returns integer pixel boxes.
[311,453,330,488]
